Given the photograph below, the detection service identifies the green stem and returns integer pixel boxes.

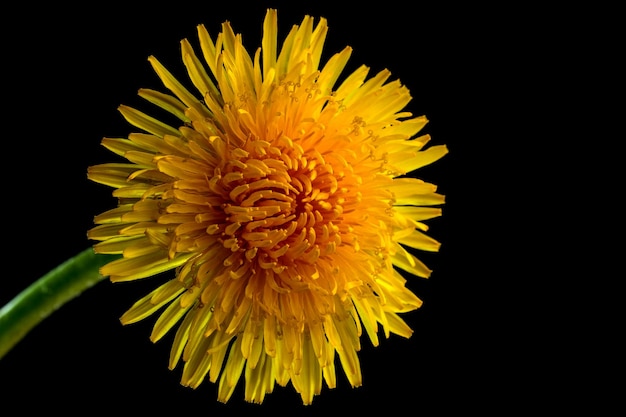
[0,248,119,359]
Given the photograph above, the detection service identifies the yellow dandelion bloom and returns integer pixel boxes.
[88,8,447,405]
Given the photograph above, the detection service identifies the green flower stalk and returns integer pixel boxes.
[0,248,119,359]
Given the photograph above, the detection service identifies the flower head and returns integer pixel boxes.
[88,8,447,405]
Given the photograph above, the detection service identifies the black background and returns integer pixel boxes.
[0,0,524,414]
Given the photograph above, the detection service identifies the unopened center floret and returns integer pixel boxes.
[214,142,350,269]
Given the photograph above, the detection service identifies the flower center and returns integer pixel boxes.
[213,139,352,271]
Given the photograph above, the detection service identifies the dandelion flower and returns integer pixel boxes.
[88,8,447,405]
